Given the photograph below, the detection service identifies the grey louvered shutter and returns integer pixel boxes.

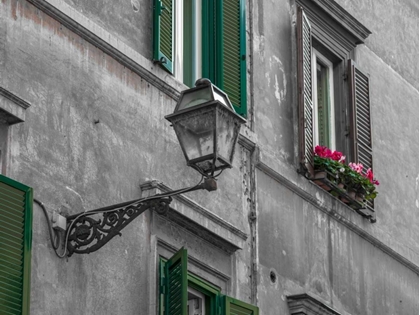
[348,60,372,171]
[153,0,173,73]
[348,60,375,217]
[164,247,188,315]
[221,0,246,117]
[0,175,32,315]
[297,7,314,177]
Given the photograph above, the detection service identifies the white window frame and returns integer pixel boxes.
[187,286,205,315]
[311,48,336,150]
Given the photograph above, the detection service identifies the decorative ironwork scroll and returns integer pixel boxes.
[66,197,172,256]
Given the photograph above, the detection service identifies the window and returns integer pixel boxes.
[153,0,247,117]
[296,1,374,216]
[0,174,33,315]
[159,248,259,315]
[296,1,372,175]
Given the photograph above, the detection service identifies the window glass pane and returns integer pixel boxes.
[312,49,335,150]
[175,0,202,87]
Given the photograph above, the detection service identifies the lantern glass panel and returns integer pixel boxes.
[172,110,215,162]
[213,89,229,107]
[217,110,240,164]
[177,86,213,111]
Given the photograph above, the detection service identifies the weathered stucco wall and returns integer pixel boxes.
[0,0,418,314]
[1,0,254,314]
[257,170,418,314]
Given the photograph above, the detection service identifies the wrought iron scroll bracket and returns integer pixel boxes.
[65,197,172,257]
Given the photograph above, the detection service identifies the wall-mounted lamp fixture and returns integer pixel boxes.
[60,79,245,257]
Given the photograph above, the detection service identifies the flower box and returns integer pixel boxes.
[311,146,379,221]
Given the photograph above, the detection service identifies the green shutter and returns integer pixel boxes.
[297,7,314,177]
[153,0,173,73]
[220,0,247,117]
[222,295,259,315]
[0,175,33,315]
[164,247,188,315]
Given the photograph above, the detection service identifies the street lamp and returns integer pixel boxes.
[61,79,245,257]
[165,78,246,176]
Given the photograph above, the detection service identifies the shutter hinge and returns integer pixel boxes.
[343,71,348,81]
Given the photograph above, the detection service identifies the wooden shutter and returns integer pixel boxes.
[297,7,314,177]
[348,60,372,171]
[348,60,375,218]
[153,0,173,73]
[164,247,188,315]
[0,175,32,315]
[222,295,259,315]
[220,0,247,117]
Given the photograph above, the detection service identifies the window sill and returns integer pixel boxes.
[311,170,376,222]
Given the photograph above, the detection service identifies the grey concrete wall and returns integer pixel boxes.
[1,0,254,314]
[256,170,418,314]
[0,0,417,314]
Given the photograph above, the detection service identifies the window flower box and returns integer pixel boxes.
[311,146,379,220]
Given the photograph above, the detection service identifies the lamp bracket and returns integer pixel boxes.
[65,197,172,256]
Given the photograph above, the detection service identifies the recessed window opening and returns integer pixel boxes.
[312,48,335,151]
[188,286,206,315]
[174,0,202,87]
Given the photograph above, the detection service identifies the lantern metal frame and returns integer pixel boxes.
[165,79,246,177]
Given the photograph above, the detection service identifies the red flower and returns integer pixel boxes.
[314,145,332,158]
[331,151,343,162]
[365,168,380,185]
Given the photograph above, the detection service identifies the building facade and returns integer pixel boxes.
[0,0,418,314]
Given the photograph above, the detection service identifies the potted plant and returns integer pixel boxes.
[313,146,379,205]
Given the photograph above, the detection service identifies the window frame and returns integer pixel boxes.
[296,0,372,175]
[296,1,375,219]
[159,248,259,315]
[312,48,336,151]
[153,0,247,117]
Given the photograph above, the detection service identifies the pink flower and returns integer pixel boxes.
[349,162,364,174]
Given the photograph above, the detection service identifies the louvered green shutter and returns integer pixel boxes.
[153,0,173,73]
[0,175,32,315]
[222,295,259,315]
[220,0,246,117]
[164,247,188,315]
[348,60,375,216]
[297,7,314,177]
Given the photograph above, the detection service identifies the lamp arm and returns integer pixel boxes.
[65,178,217,257]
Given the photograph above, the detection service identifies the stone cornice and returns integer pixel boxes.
[287,293,341,315]
[140,180,248,254]
[0,86,31,124]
